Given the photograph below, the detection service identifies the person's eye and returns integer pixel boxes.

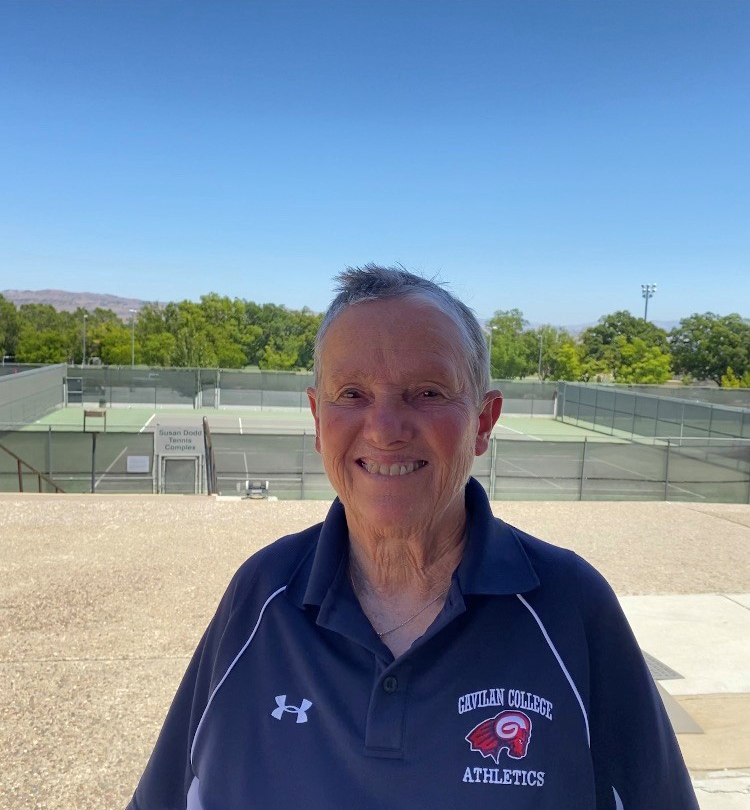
[418,389,442,399]
[339,389,361,400]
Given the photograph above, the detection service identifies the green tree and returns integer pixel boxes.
[172,327,217,367]
[95,324,134,365]
[15,327,70,363]
[136,303,168,338]
[487,309,530,379]
[141,333,175,366]
[721,367,750,388]
[547,340,583,381]
[581,311,669,377]
[612,336,672,384]
[213,337,247,368]
[524,325,579,381]
[17,303,62,332]
[579,357,610,383]
[670,313,750,384]
[258,336,301,370]
[0,295,20,357]
[247,302,321,370]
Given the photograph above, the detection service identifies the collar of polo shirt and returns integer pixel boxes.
[285,477,540,612]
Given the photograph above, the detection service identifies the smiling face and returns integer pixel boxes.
[308,296,502,540]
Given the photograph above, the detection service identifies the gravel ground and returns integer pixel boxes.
[1,493,748,809]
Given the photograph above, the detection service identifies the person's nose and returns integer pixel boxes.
[363,395,414,448]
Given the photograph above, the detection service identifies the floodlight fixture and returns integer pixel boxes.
[641,284,657,321]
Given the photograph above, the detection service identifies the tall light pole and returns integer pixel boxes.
[641,284,657,321]
[82,313,88,367]
[129,308,137,368]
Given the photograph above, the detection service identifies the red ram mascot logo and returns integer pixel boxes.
[465,710,533,762]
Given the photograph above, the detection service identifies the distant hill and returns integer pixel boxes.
[516,319,681,335]
[0,289,162,321]
[2,289,682,332]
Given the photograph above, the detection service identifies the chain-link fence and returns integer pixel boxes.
[2,426,747,503]
[0,363,48,377]
[602,383,750,409]
[0,365,65,427]
[558,382,750,442]
[60,367,559,414]
[0,427,155,494]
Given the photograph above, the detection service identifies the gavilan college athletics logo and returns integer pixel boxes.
[459,687,551,787]
[465,710,533,762]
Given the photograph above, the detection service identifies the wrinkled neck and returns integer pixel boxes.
[347,511,466,597]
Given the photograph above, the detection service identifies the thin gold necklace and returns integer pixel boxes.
[350,572,450,637]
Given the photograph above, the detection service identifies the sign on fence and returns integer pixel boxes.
[155,425,205,456]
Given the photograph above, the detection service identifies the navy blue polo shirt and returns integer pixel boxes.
[128,478,697,810]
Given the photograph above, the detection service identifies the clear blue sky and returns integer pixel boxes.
[1,0,748,326]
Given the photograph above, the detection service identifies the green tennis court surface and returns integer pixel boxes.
[3,404,747,502]
[20,405,612,441]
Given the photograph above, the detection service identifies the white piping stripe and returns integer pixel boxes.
[190,585,287,767]
[516,593,590,746]
[186,776,203,809]
[613,785,624,809]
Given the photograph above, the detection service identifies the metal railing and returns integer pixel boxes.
[0,442,65,493]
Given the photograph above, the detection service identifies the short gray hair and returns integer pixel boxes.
[313,264,489,405]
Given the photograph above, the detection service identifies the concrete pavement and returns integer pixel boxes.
[621,594,750,808]
[0,494,748,809]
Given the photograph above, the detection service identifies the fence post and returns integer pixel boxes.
[593,388,599,433]
[46,425,52,486]
[578,437,588,501]
[90,432,97,493]
[664,439,671,501]
[489,435,496,500]
[301,431,306,500]
[680,402,685,440]
[560,383,566,422]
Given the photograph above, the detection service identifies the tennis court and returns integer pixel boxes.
[2,403,747,502]
[22,403,602,439]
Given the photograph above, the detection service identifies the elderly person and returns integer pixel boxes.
[128,266,697,809]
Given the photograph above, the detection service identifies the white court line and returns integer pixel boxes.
[495,424,543,441]
[212,448,251,475]
[239,417,243,435]
[498,456,565,490]
[139,413,156,433]
[594,458,706,500]
[95,447,128,490]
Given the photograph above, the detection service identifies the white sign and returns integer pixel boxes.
[155,425,205,456]
[127,455,151,473]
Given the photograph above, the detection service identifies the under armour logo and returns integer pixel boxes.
[271,694,313,723]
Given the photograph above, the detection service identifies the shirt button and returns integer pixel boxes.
[383,676,398,693]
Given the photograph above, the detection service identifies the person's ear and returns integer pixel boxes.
[475,390,503,456]
[306,387,321,453]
